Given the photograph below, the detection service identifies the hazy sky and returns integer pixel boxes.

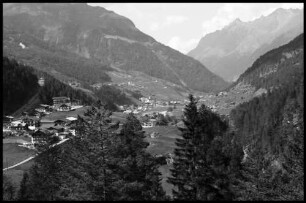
[87,3,303,54]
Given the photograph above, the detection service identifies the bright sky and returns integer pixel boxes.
[87,3,303,54]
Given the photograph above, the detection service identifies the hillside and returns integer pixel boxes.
[3,3,228,92]
[3,57,97,115]
[188,8,303,81]
[231,33,303,91]
[3,57,142,115]
[196,33,304,117]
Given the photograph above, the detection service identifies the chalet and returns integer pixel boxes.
[40,119,55,129]
[35,107,46,113]
[141,119,157,128]
[32,130,51,144]
[58,104,71,112]
[54,119,67,126]
[3,116,14,124]
[123,109,132,114]
[176,121,186,129]
[46,126,64,133]
[28,125,36,131]
[22,116,40,126]
[71,99,81,106]
[68,81,80,88]
[150,132,160,138]
[11,120,26,127]
[165,153,174,165]
[38,77,45,87]
[65,116,77,121]
[52,97,71,109]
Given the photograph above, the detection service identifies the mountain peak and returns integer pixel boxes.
[188,8,303,81]
[225,18,243,29]
[233,18,242,23]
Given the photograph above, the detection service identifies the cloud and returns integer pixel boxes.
[167,36,199,54]
[149,22,160,31]
[280,3,304,9]
[149,15,188,31]
[165,15,188,25]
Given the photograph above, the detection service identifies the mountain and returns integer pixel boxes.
[3,3,228,92]
[188,8,303,82]
[229,34,304,200]
[231,33,303,92]
[203,33,303,116]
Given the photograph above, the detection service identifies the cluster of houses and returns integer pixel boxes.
[140,110,174,128]
[120,96,181,116]
[3,96,83,149]
[33,97,82,118]
[3,114,78,149]
[68,81,81,88]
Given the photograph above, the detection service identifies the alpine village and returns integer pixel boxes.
[2,3,304,201]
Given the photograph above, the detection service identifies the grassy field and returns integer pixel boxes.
[3,136,32,144]
[143,125,181,197]
[3,143,36,169]
[144,126,181,155]
[108,69,188,101]
[3,158,36,197]
[110,112,127,123]
[42,106,91,121]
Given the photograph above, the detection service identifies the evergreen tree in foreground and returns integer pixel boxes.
[168,94,234,200]
[113,113,167,200]
[19,101,167,200]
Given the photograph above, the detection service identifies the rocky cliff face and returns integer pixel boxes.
[188,8,303,82]
[3,3,228,92]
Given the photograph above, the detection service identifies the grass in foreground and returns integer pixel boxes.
[3,143,36,169]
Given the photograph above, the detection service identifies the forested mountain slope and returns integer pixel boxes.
[3,3,228,92]
[229,34,304,200]
[3,57,136,115]
[3,57,96,115]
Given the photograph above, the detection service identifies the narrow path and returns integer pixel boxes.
[3,156,36,171]
[3,138,70,171]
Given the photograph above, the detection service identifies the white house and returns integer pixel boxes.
[123,110,132,114]
[28,125,36,131]
[66,116,77,121]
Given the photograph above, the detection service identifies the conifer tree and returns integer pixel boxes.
[168,94,233,200]
[18,172,30,201]
[113,113,167,200]
[3,174,16,201]
[168,94,201,200]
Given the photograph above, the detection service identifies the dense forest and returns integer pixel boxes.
[3,57,96,115]
[230,66,304,200]
[94,85,135,111]
[228,33,303,91]
[3,57,40,115]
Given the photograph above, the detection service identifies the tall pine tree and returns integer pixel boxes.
[168,94,234,200]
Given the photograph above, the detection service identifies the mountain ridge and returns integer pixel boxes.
[188,8,303,82]
[3,3,228,92]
